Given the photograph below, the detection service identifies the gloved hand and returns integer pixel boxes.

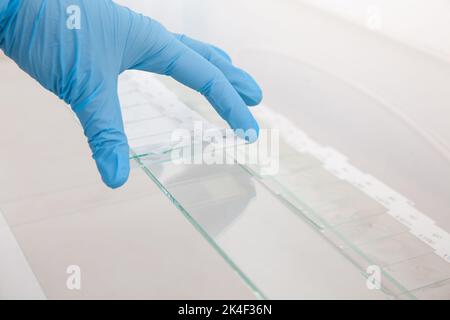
[0,0,262,188]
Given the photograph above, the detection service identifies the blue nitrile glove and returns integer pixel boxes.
[0,0,262,188]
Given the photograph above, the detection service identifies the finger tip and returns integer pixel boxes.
[237,74,263,106]
[245,125,259,143]
[95,144,130,189]
[233,118,259,143]
[104,169,130,189]
[246,88,263,106]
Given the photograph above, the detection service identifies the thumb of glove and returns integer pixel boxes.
[72,79,130,189]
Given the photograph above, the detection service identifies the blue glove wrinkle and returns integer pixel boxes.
[0,0,21,49]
